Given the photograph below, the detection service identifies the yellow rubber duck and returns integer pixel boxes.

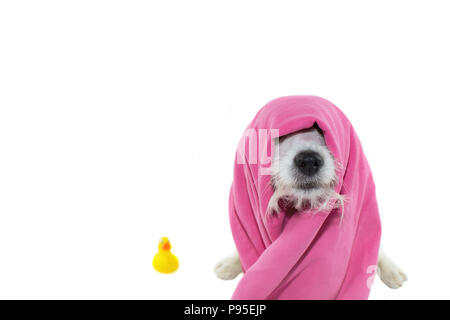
[152,237,179,274]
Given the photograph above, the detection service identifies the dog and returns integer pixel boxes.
[215,124,407,290]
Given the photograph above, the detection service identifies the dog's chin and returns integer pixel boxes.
[267,178,341,216]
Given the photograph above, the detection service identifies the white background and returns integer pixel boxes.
[0,1,449,299]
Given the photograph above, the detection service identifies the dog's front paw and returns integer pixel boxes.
[378,263,408,289]
[214,256,242,280]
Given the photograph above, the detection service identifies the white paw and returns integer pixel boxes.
[214,256,242,280]
[378,264,408,289]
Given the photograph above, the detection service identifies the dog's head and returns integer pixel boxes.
[268,124,342,214]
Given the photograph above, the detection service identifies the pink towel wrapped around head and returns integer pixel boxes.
[229,96,381,300]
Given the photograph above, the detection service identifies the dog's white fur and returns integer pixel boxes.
[215,126,407,290]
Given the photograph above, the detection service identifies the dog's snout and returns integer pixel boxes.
[294,151,323,176]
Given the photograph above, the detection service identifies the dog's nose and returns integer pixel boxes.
[294,151,323,176]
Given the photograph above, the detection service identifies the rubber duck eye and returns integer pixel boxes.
[159,238,164,243]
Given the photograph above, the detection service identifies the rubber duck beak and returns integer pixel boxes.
[162,240,171,251]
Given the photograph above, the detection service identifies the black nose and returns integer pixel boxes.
[294,151,323,176]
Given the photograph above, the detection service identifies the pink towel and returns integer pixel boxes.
[229,96,381,300]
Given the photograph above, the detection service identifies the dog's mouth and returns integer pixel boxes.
[296,180,320,190]
[292,170,337,191]
[292,173,323,190]
[268,176,341,215]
